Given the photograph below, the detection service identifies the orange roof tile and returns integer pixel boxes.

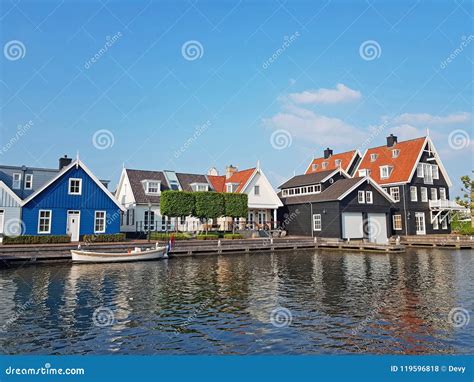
[357,137,426,184]
[208,168,256,193]
[207,175,226,192]
[305,150,356,174]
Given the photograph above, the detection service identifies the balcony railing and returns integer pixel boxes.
[429,199,465,210]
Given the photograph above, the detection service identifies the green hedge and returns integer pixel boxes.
[3,235,71,245]
[223,234,243,240]
[150,232,192,241]
[452,220,474,235]
[83,233,126,243]
[196,234,219,240]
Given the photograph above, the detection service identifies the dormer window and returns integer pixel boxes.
[144,180,160,195]
[24,174,33,189]
[321,162,328,169]
[358,169,371,177]
[191,183,209,192]
[12,173,21,189]
[370,153,378,162]
[312,163,318,171]
[380,165,393,179]
[226,183,239,192]
[392,149,400,158]
[335,159,342,167]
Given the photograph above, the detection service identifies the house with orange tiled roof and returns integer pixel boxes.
[355,134,462,236]
[305,148,361,176]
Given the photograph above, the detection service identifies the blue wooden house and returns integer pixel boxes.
[21,158,124,240]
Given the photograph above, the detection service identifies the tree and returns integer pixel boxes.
[455,174,474,228]
[224,193,248,233]
[160,191,195,231]
[194,192,225,233]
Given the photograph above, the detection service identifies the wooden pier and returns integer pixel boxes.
[0,237,405,265]
[399,235,474,249]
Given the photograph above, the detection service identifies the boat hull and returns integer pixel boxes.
[71,247,167,263]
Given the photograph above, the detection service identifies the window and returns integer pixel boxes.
[421,187,428,202]
[441,216,448,229]
[366,191,373,204]
[254,185,260,195]
[383,187,388,194]
[410,186,417,202]
[24,174,33,190]
[380,166,392,179]
[335,159,342,167]
[38,210,52,234]
[282,189,288,197]
[144,210,155,231]
[193,184,208,192]
[392,149,400,158]
[313,214,321,231]
[312,164,318,171]
[146,181,160,194]
[68,178,82,195]
[440,188,446,201]
[431,212,439,230]
[94,211,106,233]
[358,190,365,204]
[423,163,433,184]
[370,153,378,162]
[392,215,402,231]
[322,162,328,169]
[226,184,232,192]
[432,165,439,179]
[390,187,400,202]
[431,188,437,201]
[314,184,321,193]
[12,173,21,189]
[308,186,314,193]
[417,163,424,178]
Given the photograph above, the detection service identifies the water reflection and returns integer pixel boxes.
[0,248,472,355]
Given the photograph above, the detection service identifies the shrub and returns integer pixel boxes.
[452,220,474,235]
[223,233,243,240]
[194,192,225,233]
[83,233,126,243]
[150,232,192,241]
[160,191,195,218]
[3,235,71,245]
[196,234,219,240]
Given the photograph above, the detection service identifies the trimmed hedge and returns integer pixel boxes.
[223,234,243,240]
[150,232,192,241]
[196,234,219,240]
[3,235,71,245]
[160,190,195,218]
[452,220,474,235]
[83,233,126,243]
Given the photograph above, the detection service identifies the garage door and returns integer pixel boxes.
[342,212,363,239]
[367,213,388,244]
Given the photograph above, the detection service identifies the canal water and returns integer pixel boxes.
[0,248,473,355]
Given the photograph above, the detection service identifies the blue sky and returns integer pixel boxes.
[0,0,472,195]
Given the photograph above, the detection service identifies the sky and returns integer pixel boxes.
[0,0,472,196]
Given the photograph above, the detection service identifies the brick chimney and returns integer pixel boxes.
[59,155,72,170]
[225,165,238,179]
[323,147,333,159]
[386,134,398,147]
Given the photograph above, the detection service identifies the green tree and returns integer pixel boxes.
[160,191,195,231]
[455,174,474,227]
[224,193,248,233]
[194,192,225,233]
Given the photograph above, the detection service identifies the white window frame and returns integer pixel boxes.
[313,214,322,231]
[24,174,33,190]
[417,163,424,178]
[366,191,373,204]
[432,165,439,179]
[410,186,417,202]
[370,153,378,162]
[439,188,446,201]
[335,159,342,167]
[380,165,392,179]
[68,178,82,195]
[430,188,437,201]
[392,149,400,158]
[390,187,400,202]
[441,216,448,229]
[322,162,328,169]
[94,211,106,233]
[392,215,402,231]
[431,212,439,230]
[254,185,260,195]
[358,190,365,204]
[38,209,52,234]
[421,187,428,202]
[146,181,160,194]
[12,173,21,190]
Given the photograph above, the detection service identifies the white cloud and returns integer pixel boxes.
[391,112,471,126]
[288,83,361,105]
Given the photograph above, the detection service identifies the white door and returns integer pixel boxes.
[367,213,388,244]
[67,211,80,241]
[342,212,363,239]
[415,212,426,235]
[0,210,4,234]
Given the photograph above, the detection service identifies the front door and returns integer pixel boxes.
[0,210,4,234]
[67,211,80,241]
[258,211,266,228]
[415,212,426,235]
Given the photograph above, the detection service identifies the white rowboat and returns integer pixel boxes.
[71,244,167,263]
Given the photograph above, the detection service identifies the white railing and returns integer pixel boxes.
[429,199,464,210]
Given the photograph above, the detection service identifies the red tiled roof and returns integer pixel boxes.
[305,150,356,174]
[357,137,426,184]
[208,168,256,193]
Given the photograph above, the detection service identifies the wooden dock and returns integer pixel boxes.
[0,237,405,265]
[399,235,474,249]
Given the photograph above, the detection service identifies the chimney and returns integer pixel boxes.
[59,155,72,170]
[207,167,219,176]
[225,165,238,179]
[386,134,398,147]
[323,147,333,159]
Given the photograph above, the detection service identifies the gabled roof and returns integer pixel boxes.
[305,150,358,174]
[176,173,210,192]
[356,137,427,185]
[207,168,256,193]
[0,165,58,198]
[278,168,348,189]
[0,180,22,205]
[125,169,169,204]
[22,160,125,211]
